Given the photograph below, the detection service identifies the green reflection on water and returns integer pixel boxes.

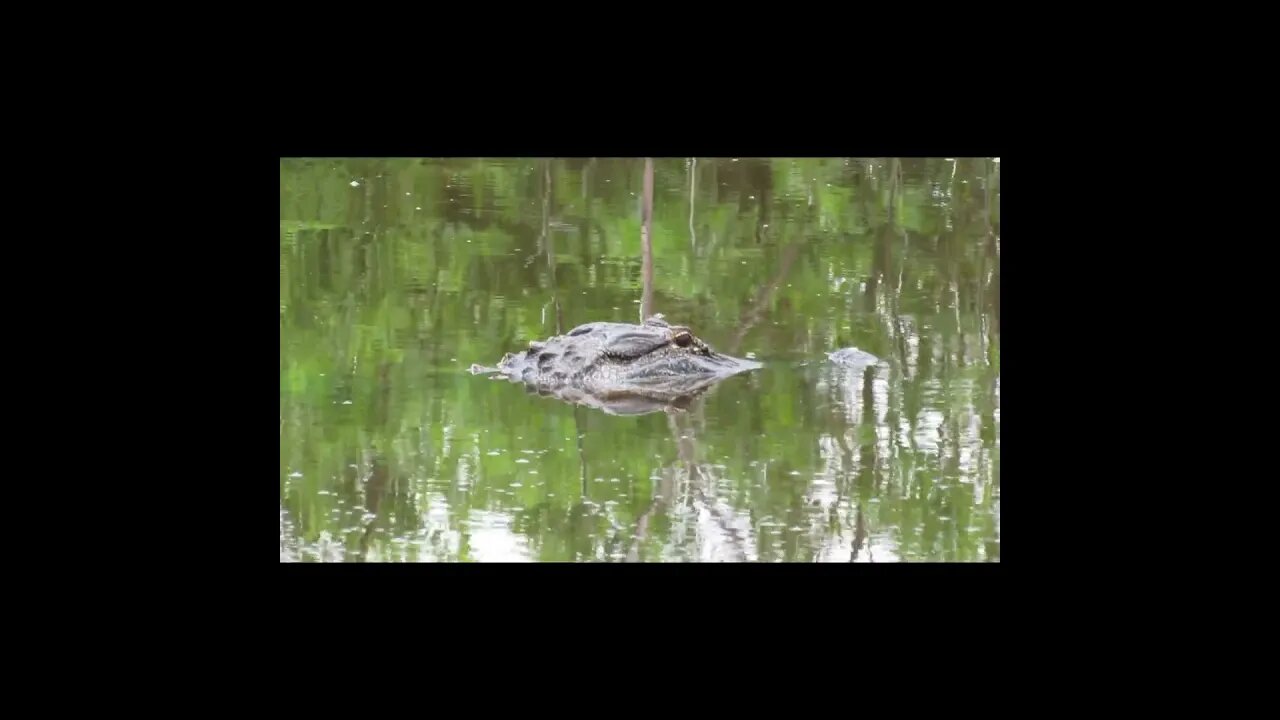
[280,157,999,562]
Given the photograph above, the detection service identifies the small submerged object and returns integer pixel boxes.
[827,347,882,368]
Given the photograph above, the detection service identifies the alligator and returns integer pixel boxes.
[469,314,764,415]
[470,314,884,416]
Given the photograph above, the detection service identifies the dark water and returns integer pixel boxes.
[280,157,1000,562]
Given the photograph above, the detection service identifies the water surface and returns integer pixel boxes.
[279,157,1000,562]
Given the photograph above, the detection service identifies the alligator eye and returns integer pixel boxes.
[674,332,693,348]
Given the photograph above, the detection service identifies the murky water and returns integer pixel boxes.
[280,157,999,562]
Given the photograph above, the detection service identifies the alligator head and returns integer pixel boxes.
[471,314,762,415]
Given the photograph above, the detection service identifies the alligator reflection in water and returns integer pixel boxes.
[470,313,762,416]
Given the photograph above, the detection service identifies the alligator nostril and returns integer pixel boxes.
[674,332,693,348]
